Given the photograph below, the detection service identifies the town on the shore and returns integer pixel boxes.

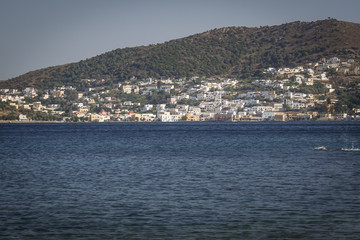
[1,57,360,122]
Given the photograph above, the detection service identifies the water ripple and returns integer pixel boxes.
[1,122,360,239]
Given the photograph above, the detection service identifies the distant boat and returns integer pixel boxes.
[314,146,327,151]
[341,143,360,152]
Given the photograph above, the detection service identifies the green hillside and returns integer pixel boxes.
[1,18,360,90]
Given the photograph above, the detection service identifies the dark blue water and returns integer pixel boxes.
[1,122,360,239]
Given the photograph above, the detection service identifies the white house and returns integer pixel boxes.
[18,114,28,121]
[123,85,139,94]
[156,104,166,111]
[188,106,201,115]
[23,87,37,98]
[158,112,179,122]
[320,73,328,80]
[142,104,153,111]
[262,111,275,120]
[273,103,284,112]
[140,113,156,122]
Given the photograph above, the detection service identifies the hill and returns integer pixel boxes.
[1,18,360,90]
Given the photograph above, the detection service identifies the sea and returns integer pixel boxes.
[0,122,360,239]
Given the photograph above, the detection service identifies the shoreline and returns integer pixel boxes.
[1,119,359,124]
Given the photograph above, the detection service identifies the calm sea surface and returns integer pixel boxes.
[1,122,360,239]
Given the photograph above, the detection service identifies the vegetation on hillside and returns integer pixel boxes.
[1,19,360,91]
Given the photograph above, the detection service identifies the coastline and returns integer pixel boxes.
[1,119,359,124]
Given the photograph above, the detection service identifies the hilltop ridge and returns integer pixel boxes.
[1,19,360,90]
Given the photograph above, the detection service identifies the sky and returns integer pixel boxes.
[1,0,360,80]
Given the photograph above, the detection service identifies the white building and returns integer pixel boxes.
[18,114,28,121]
[159,112,179,122]
[122,85,139,94]
[156,104,166,111]
[142,104,154,111]
[262,111,275,120]
[23,87,37,98]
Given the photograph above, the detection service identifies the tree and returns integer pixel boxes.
[65,90,78,101]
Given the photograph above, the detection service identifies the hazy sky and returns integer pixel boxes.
[1,0,360,80]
